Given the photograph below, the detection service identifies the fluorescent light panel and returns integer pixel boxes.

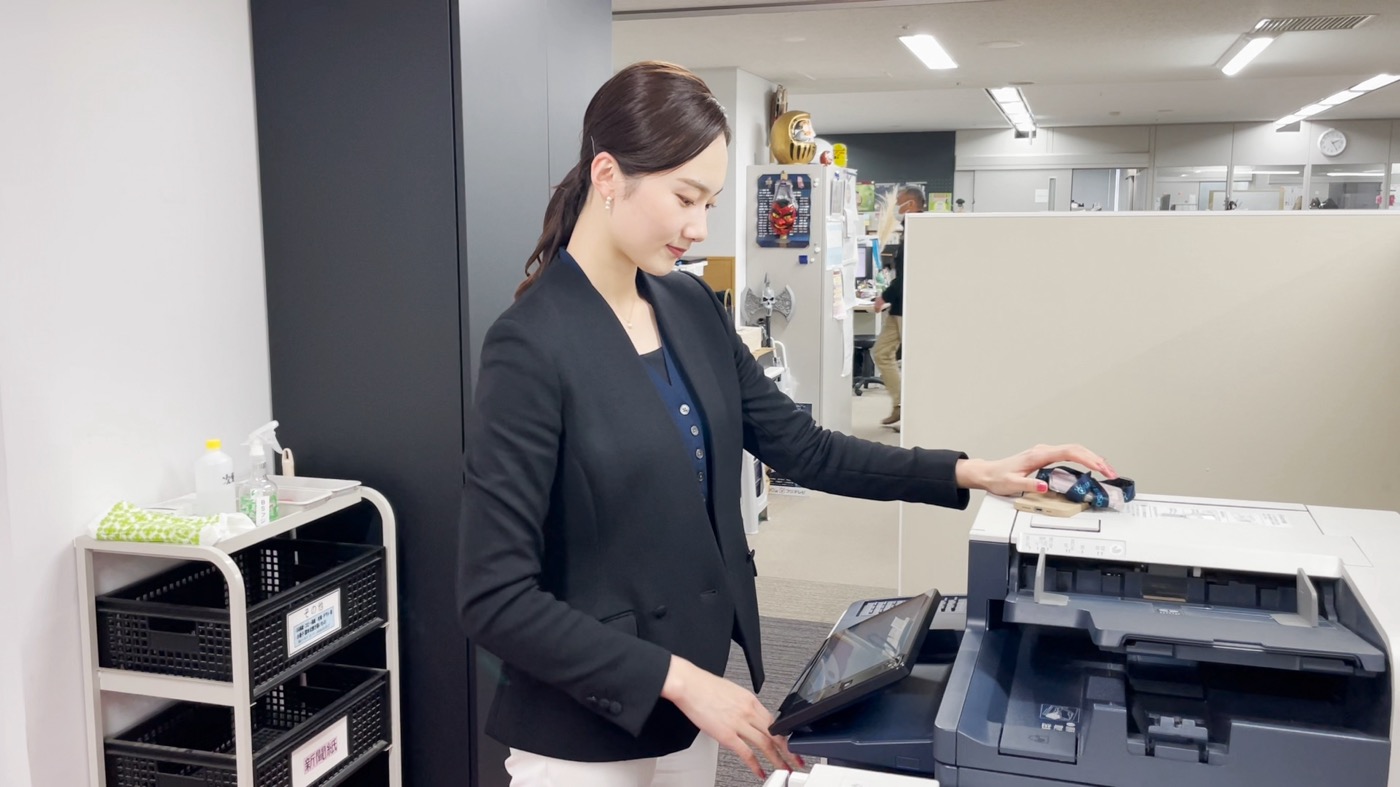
[985,87,1036,137]
[1352,74,1399,91]
[1276,73,1400,126]
[1321,90,1364,105]
[899,34,957,70]
[1221,36,1275,76]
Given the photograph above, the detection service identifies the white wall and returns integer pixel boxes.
[956,125,1152,170]
[897,211,1400,595]
[690,67,776,318]
[0,387,32,787]
[957,120,1400,213]
[0,2,271,784]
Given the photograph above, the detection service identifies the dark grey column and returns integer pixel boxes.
[250,2,468,785]
[254,1,610,785]
[456,3,611,784]
[458,0,611,390]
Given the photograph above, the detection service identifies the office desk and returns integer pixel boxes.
[853,301,884,337]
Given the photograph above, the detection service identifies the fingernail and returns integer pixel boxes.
[1036,481,1048,493]
[798,755,807,768]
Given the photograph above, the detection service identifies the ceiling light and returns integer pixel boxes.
[1218,35,1275,76]
[1321,90,1364,105]
[989,87,1020,103]
[1251,170,1301,175]
[899,34,958,70]
[984,87,1036,138]
[1326,171,1384,177]
[1352,74,1400,91]
[1275,73,1400,126]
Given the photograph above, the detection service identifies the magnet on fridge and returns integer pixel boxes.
[798,254,809,265]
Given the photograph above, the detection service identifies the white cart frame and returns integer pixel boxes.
[75,486,402,787]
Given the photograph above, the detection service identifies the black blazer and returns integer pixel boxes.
[458,255,967,762]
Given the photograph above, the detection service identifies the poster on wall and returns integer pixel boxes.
[756,171,812,248]
[856,182,877,212]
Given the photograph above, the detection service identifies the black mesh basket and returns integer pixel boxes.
[105,664,390,787]
[97,539,386,696]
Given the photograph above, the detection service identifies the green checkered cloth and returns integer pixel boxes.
[92,501,225,546]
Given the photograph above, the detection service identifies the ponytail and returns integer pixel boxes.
[516,61,732,299]
[517,163,589,298]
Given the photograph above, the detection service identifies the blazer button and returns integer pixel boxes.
[679,404,691,415]
[586,695,597,705]
[652,605,667,619]
[609,700,623,715]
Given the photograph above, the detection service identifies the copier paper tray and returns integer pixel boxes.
[1003,554,1386,675]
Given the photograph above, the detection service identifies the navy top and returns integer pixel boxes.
[639,342,710,504]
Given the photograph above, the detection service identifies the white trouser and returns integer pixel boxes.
[504,732,720,787]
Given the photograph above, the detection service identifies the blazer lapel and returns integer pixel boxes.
[640,273,728,439]
[543,259,720,536]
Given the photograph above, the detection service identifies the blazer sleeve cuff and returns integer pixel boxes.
[580,643,672,737]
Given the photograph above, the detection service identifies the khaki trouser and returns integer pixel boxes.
[872,315,902,412]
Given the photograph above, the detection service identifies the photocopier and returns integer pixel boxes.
[781,492,1398,786]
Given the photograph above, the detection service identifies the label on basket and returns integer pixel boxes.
[287,588,343,657]
[290,715,350,787]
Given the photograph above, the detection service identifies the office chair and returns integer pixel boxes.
[852,334,882,395]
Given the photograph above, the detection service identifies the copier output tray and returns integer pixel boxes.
[1003,591,1386,675]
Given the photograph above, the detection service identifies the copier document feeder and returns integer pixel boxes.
[788,493,1397,787]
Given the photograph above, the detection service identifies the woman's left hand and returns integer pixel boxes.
[956,444,1116,497]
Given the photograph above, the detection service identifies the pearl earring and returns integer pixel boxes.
[604,195,613,213]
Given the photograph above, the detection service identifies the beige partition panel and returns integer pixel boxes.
[899,211,1400,594]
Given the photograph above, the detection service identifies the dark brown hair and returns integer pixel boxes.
[516,61,731,298]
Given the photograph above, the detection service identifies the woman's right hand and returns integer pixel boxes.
[661,655,804,780]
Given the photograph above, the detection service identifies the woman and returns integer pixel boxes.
[458,61,1115,786]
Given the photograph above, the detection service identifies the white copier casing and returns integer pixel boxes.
[791,492,1398,787]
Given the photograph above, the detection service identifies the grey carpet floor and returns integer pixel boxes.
[715,616,832,787]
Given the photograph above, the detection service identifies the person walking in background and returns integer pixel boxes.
[873,185,924,425]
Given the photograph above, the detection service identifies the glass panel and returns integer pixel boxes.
[1309,164,1386,210]
[1229,165,1304,210]
[1154,165,1233,211]
[1071,169,1139,211]
[1389,164,1399,210]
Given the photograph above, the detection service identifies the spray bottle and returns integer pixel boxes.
[239,421,283,526]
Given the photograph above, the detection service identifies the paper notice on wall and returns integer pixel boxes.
[841,296,854,378]
[832,269,847,320]
[825,220,844,269]
[1125,501,1293,528]
[1034,188,1050,205]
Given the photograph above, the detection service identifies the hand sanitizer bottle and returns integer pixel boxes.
[194,439,237,515]
[238,435,279,526]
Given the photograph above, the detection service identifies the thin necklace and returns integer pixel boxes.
[623,297,640,330]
